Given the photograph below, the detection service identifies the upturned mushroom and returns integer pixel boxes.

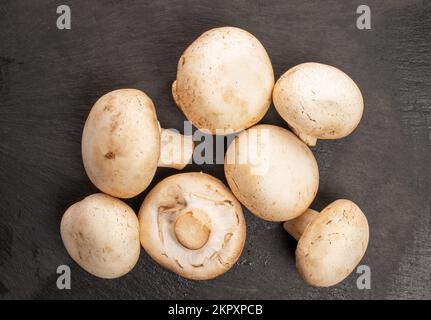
[60,193,140,279]
[273,62,364,146]
[82,89,194,198]
[172,26,274,134]
[283,199,369,287]
[138,172,246,280]
[224,124,319,222]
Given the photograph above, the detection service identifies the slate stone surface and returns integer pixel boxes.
[0,0,430,299]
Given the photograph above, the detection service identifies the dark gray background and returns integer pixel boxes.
[0,0,430,300]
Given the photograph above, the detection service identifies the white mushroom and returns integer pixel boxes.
[283,199,369,287]
[82,89,194,198]
[172,26,274,134]
[224,124,319,221]
[138,172,246,280]
[60,193,140,279]
[273,62,364,146]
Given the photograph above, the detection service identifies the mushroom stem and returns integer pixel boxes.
[174,211,211,250]
[283,208,319,240]
[158,129,194,170]
[289,126,317,147]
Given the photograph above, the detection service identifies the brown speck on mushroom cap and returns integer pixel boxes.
[138,172,246,280]
[104,151,116,160]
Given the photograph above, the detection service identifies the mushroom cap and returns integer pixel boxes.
[172,26,274,134]
[296,199,369,287]
[224,124,319,221]
[82,89,160,198]
[60,193,141,279]
[273,62,363,143]
[138,172,246,280]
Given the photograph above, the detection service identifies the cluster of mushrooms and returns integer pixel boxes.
[61,26,369,287]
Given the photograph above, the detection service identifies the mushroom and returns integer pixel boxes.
[82,89,194,198]
[273,62,364,146]
[224,124,319,222]
[172,26,274,134]
[283,199,369,287]
[60,193,140,279]
[138,172,246,280]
